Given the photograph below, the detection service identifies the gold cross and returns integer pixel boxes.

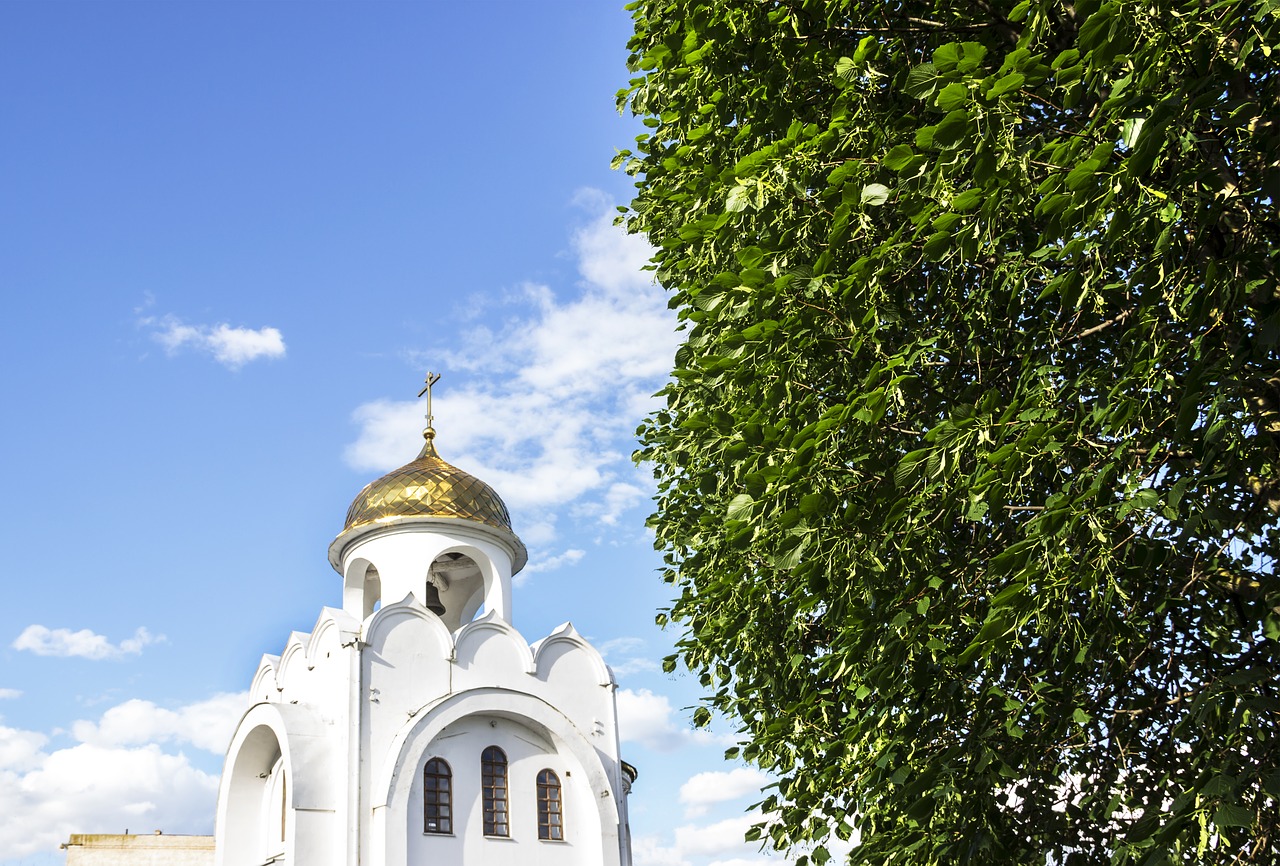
[417,371,442,430]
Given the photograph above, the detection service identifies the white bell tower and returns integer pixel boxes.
[214,374,635,866]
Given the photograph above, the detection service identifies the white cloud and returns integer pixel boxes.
[343,192,676,542]
[519,548,585,583]
[610,657,661,678]
[633,813,772,866]
[633,834,689,866]
[597,636,647,656]
[71,692,246,754]
[12,626,163,661]
[0,725,48,771]
[680,768,770,818]
[596,637,660,679]
[144,315,286,369]
[676,813,763,858]
[575,482,649,527]
[0,698,227,859]
[0,689,20,700]
[616,688,716,752]
[0,742,217,858]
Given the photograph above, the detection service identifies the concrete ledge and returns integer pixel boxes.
[63,834,214,865]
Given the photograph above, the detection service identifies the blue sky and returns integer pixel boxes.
[0,4,779,865]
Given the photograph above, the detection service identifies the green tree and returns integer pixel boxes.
[618,0,1279,862]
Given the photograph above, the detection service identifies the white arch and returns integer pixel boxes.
[532,622,615,687]
[454,611,536,675]
[215,702,337,866]
[428,542,502,627]
[370,687,624,866]
[329,520,525,623]
[362,593,454,655]
[343,557,380,620]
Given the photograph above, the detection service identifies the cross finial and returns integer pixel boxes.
[417,371,442,448]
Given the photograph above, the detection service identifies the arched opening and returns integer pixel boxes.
[264,756,287,858]
[221,724,289,866]
[428,552,485,630]
[344,559,381,620]
[394,705,612,864]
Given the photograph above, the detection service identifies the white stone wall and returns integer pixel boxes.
[215,508,629,866]
[64,834,214,866]
[217,597,628,866]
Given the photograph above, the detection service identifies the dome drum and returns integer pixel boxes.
[330,434,526,627]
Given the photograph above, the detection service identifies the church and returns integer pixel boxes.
[67,378,636,866]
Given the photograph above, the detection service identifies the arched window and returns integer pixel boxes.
[423,758,452,834]
[537,769,564,840]
[481,746,509,836]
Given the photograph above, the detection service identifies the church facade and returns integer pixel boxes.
[212,414,635,866]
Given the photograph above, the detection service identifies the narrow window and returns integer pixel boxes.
[537,769,564,841]
[423,758,452,834]
[481,746,509,836]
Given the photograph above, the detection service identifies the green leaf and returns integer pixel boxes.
[726,493,755,520]
[935,82,968,111]
[621,1,1280,861]
[1212,804,1254,829]
[951,188,982,211]
[1065,159,1102,190]
[894,449,930,487]
[772,536,809,569]
[799,493,827,516]
[987,72,1025,99]
[922,231,952,260]
[1078,3,1118,53]
[1264,611,1280,641]
[861,183,892,206]
[990,579,1027,609]
[955,42,987,73]
[931,109,970,148]
[903,63,939,99]
[882,144,915,171]
[1119,118,1146,154]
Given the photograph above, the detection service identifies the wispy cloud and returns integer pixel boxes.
[519,548,586,583]
[343,191,677,547]
[617,688,719,752]
[679,768,771,818]
[0,689,20,700]
[596,636,661,679]
[11,625,163,660]
[71,692,246,754]
[633,813,771,866]
[142,315,286,369]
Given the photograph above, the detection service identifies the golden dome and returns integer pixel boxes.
[343,433,513,533]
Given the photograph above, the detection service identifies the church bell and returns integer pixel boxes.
[423,582,446,616]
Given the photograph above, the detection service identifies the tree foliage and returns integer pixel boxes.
[618,0,1279,862]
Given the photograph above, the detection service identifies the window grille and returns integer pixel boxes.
[537,769,564,841]
[481,746,509,836]
[423,758,453,834]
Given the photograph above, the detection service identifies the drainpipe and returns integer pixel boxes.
[345,633,363,866]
